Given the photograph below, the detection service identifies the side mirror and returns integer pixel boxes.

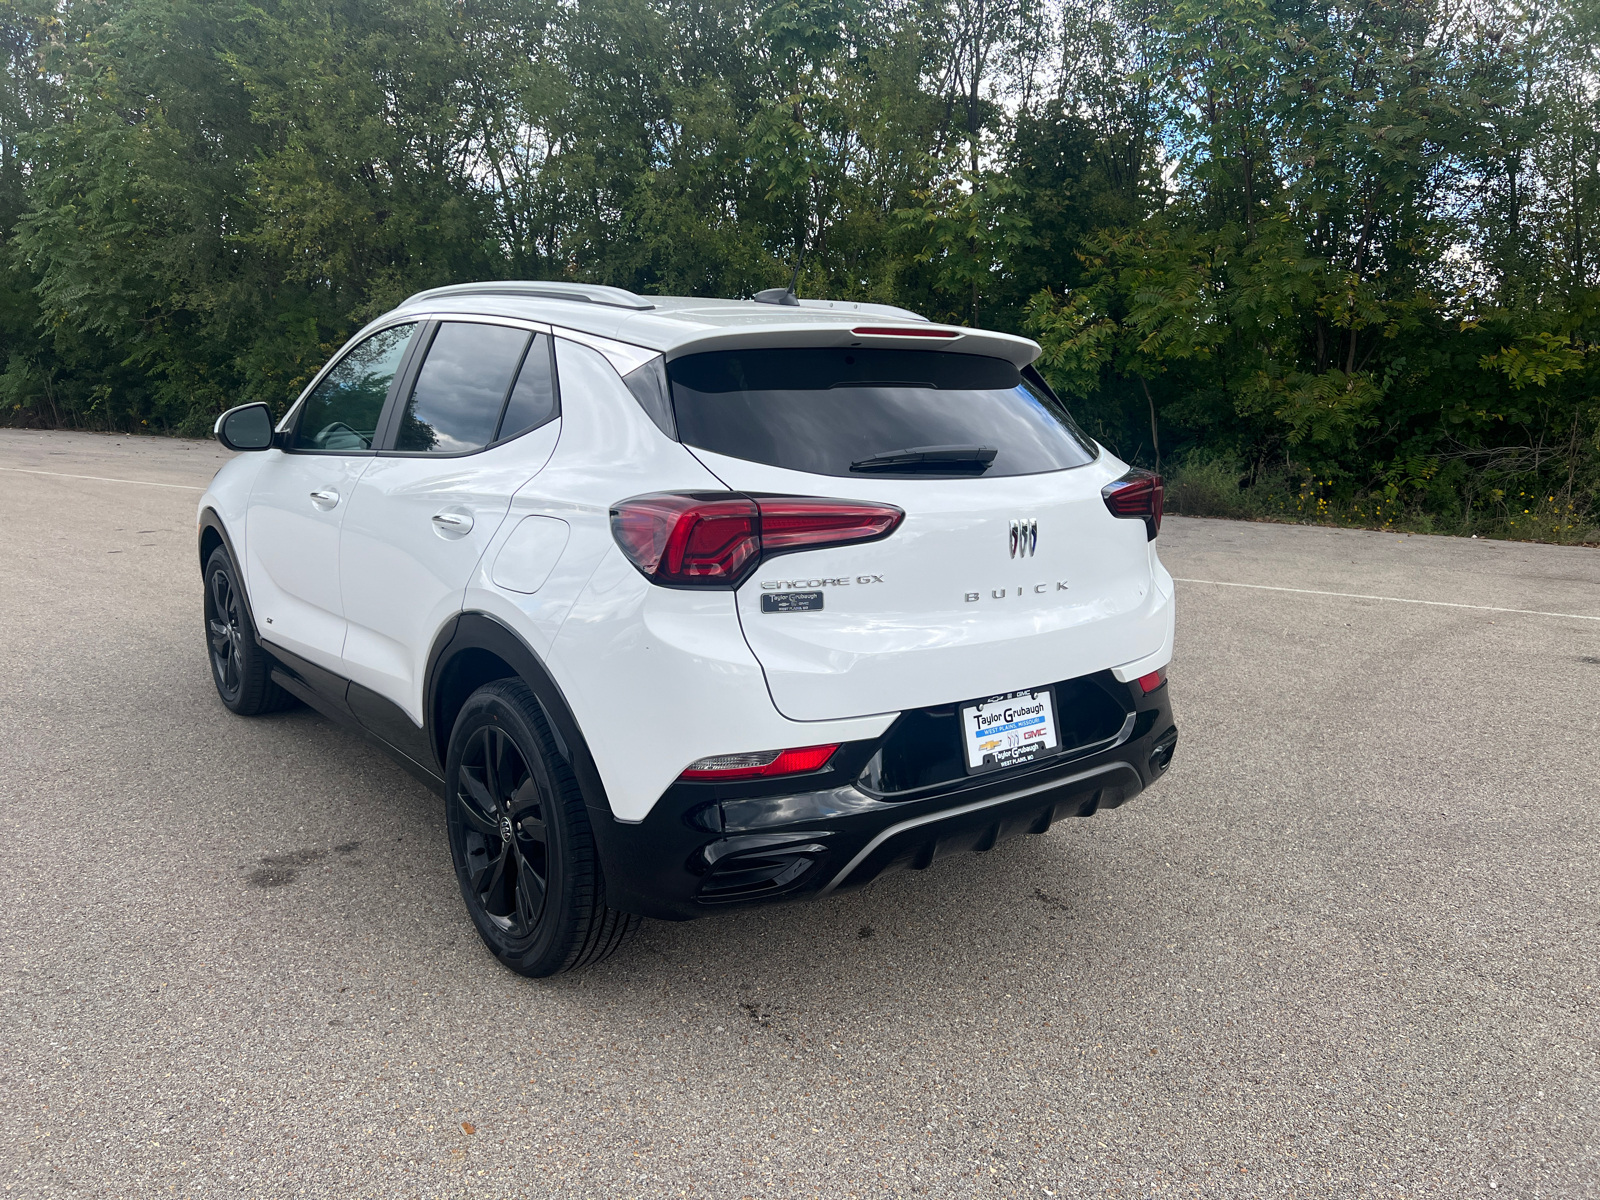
[215,402,275,451]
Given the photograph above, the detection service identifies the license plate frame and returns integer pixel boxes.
[959,687,1062,775]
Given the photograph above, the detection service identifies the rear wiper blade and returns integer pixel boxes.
[849,445,998,473]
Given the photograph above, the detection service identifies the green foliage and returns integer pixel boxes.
[0,0,1595,540]
[897,167,1035,327]
[1023,0,1600,540]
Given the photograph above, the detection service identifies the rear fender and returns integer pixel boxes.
[422,612,662,914]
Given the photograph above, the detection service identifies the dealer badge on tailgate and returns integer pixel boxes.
[961,688,1061,774]
[761,591,824,613]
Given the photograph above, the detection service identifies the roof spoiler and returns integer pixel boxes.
[789,298,930,322]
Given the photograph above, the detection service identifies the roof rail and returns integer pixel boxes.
[400,280,655,311]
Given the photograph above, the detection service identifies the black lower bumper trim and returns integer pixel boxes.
[815,761,1141,895]
[595,679,1176,921]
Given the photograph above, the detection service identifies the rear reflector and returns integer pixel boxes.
[679,744,840,781]
[1137,668,1167,694]
[611,492,903,587]
[1101,469,1164,540]
[850,326,961,338]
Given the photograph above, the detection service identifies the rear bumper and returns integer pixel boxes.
[595,677,1177,921]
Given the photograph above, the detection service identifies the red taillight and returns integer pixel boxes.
[611,493,904,587]
[679,743,840,781]
[609,493,759,583]
[1137,668,1167,694]
[1101,470,1164,540]
[755,497,903,552]
[850,326,961,338]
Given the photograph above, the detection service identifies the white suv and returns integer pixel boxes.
[199,281,1178,976]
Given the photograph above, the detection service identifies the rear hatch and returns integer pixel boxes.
[667,345,1166,722]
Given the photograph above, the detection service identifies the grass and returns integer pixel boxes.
[1163,456,1600,546]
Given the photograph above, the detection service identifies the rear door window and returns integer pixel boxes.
[391,322,530,454]
[666,348,1096,478]
[291,323,415,452]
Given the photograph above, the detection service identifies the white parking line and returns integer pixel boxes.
[0,465,204,491]
[1174,577,1600,622]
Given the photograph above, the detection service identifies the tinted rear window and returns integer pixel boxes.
[497,333,557,440]
[394,322,529,454]
[667,349,1096,478]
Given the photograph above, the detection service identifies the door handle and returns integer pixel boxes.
[431,511,474,535]
[309,488,340,510]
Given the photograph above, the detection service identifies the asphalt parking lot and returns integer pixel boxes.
[2,428,1597,1199]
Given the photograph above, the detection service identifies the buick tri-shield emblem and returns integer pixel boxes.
[1009,519,1038,558]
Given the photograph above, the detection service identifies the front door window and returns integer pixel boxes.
[292,324,415,452]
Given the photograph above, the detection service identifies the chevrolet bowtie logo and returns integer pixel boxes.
[1009,519,1038,558]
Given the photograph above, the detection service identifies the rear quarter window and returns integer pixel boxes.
[666,348,1096,478]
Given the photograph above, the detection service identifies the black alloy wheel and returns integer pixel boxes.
[445,679,639,977]
[207,566,246,702]
[455,724,551,939]
[202,546,293,716]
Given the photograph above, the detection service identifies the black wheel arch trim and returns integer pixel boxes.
[423,612,643,912]
[423,612,611,815]
[198,508,259,630]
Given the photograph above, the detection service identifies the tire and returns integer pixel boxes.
[444,679,639,977]
[203,546,295,716]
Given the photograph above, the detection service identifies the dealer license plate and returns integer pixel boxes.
[960,688,1061,774]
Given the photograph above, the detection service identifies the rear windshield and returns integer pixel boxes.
[666,348,1097,478]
